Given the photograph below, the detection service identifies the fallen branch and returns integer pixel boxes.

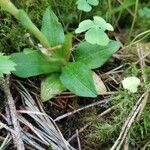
[0,77,25,150]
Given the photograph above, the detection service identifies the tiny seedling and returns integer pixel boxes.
[75,16,114,45]
[0,0,121,101]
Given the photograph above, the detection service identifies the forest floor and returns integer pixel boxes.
[0,0,150,150]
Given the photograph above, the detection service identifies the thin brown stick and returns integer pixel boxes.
[0,77,25,150]
[137,43,147,82]
[68,123,90,143]
[68,106,114,142]
[137,44,149,119]
[0,121,16,134]
[98,106,114,117]
[141,140,150,150]
[76,129,81,150]
[54,97,114,122]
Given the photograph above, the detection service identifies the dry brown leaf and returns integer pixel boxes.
[92,71,107,94]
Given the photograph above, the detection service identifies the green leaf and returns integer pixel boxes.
[75,20,94,33]
[60,62,97,97]
[23,48,35,54]
[85,26,109,46]
[41,7,65,47]
[61,33,73,61]
[109,1,135,16]
[0,53,16,77]
[76,0,92,12]
[139,7,150,18]
[11,50,61,78]
[76,0,99,12]
[75,16,114,46]
[87,0,99,6]
[93,16,114,31]
[18,9,50,48]
[51,33,73,61]
[74,40,121,69]
[41,74,65,102]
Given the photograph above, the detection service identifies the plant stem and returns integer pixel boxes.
[107,0,112,21]
[18,10,50,48]
[0,0,19,18]
[128,0,139,41]
[0,0,50,48]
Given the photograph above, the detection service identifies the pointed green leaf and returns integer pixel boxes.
[41,74,65,102]
[60,62,97,97]
[0,53,16,77]
[23,48,35,54]
[41,7,65,47]
[51,33,73,61]
[75,20,94,33]
[85,26,109,46]
[74,40,121,69]
[61,33,73,61]
[11,50,61,78]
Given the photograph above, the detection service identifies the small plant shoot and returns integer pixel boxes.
[0,0,121,101]
[75,16,114,46]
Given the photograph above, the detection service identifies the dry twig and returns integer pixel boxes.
[68,106,115,142]
[0,77,25,150]
[54,97,114,122]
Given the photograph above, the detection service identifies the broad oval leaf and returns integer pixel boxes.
[41,7,65,47]
[0,53,16,77]
[60,62,97,97]
[85,26,109,46]
[75,20,94,33]
[41,74,65,102]
[74,40,121,69]
[11,50,61,78]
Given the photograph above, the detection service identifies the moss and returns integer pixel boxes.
[85,63,150,149]
[0,0,49,53]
